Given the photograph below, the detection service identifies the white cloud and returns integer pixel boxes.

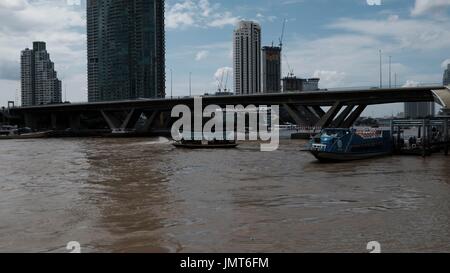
[411,0,450,16]
[208,12,240,28]
[0,0,86,105]
[195,50,209,61]
[166,0,239,29]
[442,59,450,69]
[284,13,450,89]
[329,16,450,50]
[403,80,420,87]
[0,0,27,9]
[313,70,346,87]
[284,34,384,87]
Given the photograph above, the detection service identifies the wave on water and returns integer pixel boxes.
[141,137,172,145]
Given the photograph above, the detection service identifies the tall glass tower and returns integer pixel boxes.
[262,46,282,93]
[87,0,165,102]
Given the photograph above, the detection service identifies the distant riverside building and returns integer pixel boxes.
[21,42,62,106]
[404,102,435,119]
[87,0,166,102]
[262,46,281,93]
[444,64,450,86]
[282,76,320,92]
[233,21,261,95]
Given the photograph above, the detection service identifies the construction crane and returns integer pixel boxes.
[279,18,287,49]
[223,70,229,93]
[284,54,295,78]
[217,69,225,93]
[279,19,295,78]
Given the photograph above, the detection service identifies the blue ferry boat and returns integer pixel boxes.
[306,128,393,162]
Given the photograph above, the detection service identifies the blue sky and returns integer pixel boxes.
[1,0,450,116]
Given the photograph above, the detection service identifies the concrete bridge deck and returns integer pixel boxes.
[2,85,450,133]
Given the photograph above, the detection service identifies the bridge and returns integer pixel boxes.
[2,85,450,135]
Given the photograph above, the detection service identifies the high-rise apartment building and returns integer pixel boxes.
[233,21,261,95]
[262,46,281,93]
[404,102,435,118]
[444,64,450,86]
[87,0,165,102]
[21,42,62,106]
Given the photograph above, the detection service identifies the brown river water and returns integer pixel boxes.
[0,137,449,253]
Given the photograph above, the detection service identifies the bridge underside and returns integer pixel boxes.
[4,86,450,133]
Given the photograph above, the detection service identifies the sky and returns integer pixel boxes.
[0,0,450,117]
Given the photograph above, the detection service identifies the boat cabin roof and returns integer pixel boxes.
[320,128,352,138]
[178,131,234,141]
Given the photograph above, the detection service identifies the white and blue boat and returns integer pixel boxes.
[305,128,393,162]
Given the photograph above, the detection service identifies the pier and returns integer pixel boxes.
[392,118,450,157]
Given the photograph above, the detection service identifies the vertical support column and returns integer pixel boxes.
[51,113,57,130]
[24,113,38,129]
[390,120,395,151]
[444,118,449,156]
[162,112,172,129]
[69,113,81,131]
[1,109,5,124]
[422,119,427,158]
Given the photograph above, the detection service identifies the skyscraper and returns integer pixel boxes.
[404,102,435,118]
[21,42,62,106]
[444,64,450,86]
[233,21,261,95]
[87,0,165,102]
[262,46,281,93]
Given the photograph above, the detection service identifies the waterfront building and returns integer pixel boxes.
[87,0,165,102]
[262,46,282,93]
[444,64,450,86]
[404,102,435,118]
[282,76,320,92]
[233,21,261,95]
[21,42,62,106]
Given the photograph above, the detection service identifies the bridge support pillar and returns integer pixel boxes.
[341,105,367,128]
[101,110,122,130]
[121,109,142,130]
[24,113,38,129]
[444,118,449,156]
[142,110,159,132]
[51,113,57,129]
[69,113,81,130]
[331,105,355,128]
[316,102,342,128]
[101,109,142,132]
[283,104,318,126]
[162,112,172,129]
[311,106,325,118]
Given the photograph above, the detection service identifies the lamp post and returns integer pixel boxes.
[170,68,173,99]
[389,55,392,88]
[189,72,192,97]
[379,49,382,88]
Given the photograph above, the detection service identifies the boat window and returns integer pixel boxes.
[323,129,348,138]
